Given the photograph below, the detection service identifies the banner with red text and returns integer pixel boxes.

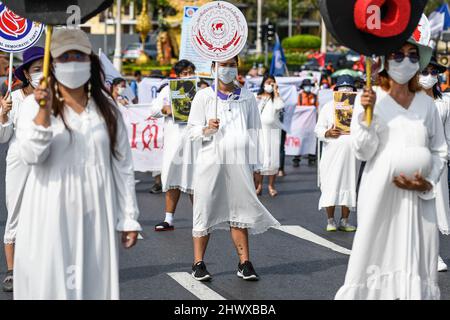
[284,105,317,156]
[119,105,164,172]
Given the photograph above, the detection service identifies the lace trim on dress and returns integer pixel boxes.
[192,220,280,238]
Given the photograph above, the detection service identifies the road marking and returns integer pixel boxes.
[276,225,351,255]
[167,272,226,300]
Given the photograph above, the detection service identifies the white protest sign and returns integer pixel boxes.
[119,105,164,172]
[190,1,248,62]
[138,77,166,104]
[179,6,211,75]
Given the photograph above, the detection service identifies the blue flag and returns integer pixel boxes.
[429,4,450,38]
[270,34,287,77]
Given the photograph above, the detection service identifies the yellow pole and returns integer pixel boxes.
[365,57,373,126]
[40,25,53,107]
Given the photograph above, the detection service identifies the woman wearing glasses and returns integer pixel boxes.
[12,29,141,299]
[336,37,447,299]
[419,56,450,273]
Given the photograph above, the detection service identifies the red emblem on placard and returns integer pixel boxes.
[190,1,248,61]
[0,7,27,38]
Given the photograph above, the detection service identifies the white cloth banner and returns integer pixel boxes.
[138,78,166,104]
[284,106,317,156]
[119,105,164,172]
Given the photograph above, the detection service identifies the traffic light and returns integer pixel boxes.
[267,22,276,42]
[260,24,268,42]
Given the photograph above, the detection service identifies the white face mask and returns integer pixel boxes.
[29,71,43,88]
[386,59,419,85]
[117,87,126,96]
[264,84,274,93]
[213,66,238,84]
[53,61,91,89]
[303,86,312,93]
[419,74,438,90]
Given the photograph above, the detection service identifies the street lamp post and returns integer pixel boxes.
[256,0,263,54]
[321,18,327,54]
[113,0,123,71]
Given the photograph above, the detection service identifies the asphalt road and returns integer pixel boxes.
[0,143,449,300]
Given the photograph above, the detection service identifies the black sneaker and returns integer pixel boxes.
[2,270,13,292]
[192,261,212,282]
[292,158,300,168]
[149,183,162,194]
[237,261,259,281]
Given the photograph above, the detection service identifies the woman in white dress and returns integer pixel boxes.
[419,56,450,272]
[335,39,447,300]
[13,29,141,300]
[149,60,199,231]
[187,57,280,282]
[254,75,285,197]
[0,46,44,292]
[315,75,359,233]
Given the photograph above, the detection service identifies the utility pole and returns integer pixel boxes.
[288,0,292,37]
[256,0,263,54]
[113,0,123,71]
[264,17,269,67]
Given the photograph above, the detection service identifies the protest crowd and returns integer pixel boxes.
[0,0,450,301]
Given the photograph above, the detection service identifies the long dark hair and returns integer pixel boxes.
[258,74,276,101]
[433,76,443,100]
[51,53,119,158]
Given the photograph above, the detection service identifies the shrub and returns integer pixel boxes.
[282,34,321,51]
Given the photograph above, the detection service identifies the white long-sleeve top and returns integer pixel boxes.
[13,95,141,300]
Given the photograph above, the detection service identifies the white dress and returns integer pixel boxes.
[0,89,30,244]
[315,100,360,210]
[187,87,280,237]
[13,95,142,300]
[434,93,450,235]
[335,88,447,300]
[150,85,198,194]
[256,96,285,175]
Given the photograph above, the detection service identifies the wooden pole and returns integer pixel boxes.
[40,25,53,107]
[365,57,373,126]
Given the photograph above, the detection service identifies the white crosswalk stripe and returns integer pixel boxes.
[276,225,352,255]
[167,272,226,300]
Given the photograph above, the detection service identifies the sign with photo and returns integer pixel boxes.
[333,91,356,134]
[169,78,197,123]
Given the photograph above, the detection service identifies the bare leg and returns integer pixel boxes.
[268,174,277,196]
[341,206,350,219]
[254,173,263,195]
[230,227,250,264]
[193,235,210,264]
[4,244,14,271]
[165,189,181,214]
[326,206,335,220]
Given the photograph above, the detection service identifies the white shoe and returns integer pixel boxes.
[338,218,357,232]
[438,256,448,272]
[326,219,337,232]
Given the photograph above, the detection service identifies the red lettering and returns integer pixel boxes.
[354,0,411,38]
[141,124,159,150]
[130,123,138,149]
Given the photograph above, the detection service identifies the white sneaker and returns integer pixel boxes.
[338,219,357,232]
[326,219,337,232]
[438,256,448,272]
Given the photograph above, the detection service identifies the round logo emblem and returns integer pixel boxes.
[190,1,248,62]
[0,2,44,52]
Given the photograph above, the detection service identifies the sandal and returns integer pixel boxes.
[155,221,174,231]
[268,188,278,197]
[255,186,262,196]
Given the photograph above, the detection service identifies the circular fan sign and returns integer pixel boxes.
[0,2,44,52]
[190,1,248,62]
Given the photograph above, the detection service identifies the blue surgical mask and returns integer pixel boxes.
[212,67,238,84]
